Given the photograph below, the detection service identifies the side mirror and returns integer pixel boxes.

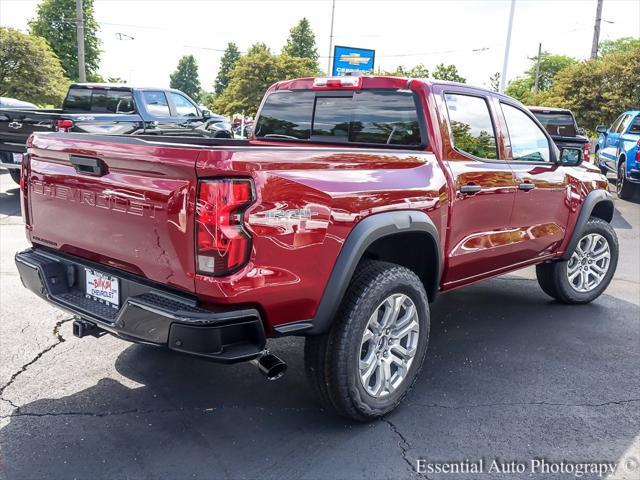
[559,147,583,166]
[201,109,211,119]
[577,127,585,135]
[595,125,607,134]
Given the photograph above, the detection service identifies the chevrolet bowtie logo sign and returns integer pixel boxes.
[8,121,23,130]
[339,53,371,66]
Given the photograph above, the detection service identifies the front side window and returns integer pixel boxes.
[444,93,498,160]
[609,114,626,133]
[617,114,633,134]
[143,91,170,116]
[501,103,550,162]
[169,92,198,117]
[254,90,422,146]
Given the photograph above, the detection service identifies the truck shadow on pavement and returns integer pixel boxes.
[1,277,639,479]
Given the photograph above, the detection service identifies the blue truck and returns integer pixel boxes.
[0,83,231,183]
[596,110,640,200]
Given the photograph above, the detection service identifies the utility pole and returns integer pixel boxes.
[499,0,516,93]
[532,42,542,93]
[75,0,86,82]
[590,0,604,59]
[327,0,336,75]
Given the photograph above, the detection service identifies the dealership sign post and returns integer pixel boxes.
[332,46,375,76]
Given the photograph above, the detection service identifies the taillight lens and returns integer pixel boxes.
[312,76,362,89]
[196,179,254,276]
[636,140,640,162]
[56,119,74,132]
[582,143,591,162]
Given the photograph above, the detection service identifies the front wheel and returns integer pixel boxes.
[617,160,636,200]
[304,261,430,421]
[536,217,618,304]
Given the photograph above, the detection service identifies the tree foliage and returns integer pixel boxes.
[0,27,69,105]
[542,43,640,130]
[29,0,101,81]
[381,64,430,77]
[505,51,576,104]
[213,45,317,116]
[432,63,466,83]
[214,42,241,96]
[598,37,640,57]
[170,54,202,101]
[282,18,319,65]
[487,72,500,92]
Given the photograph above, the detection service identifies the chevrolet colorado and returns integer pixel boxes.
[15,76,618,421]
[0,83,229,183]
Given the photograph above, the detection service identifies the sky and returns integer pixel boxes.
[1,0,639,92]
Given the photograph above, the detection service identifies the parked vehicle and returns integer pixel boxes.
[0,97,38,109]
[0,83,226,183]
[529,106,590,162]
[15,76,617,421]
[596,111,640,200]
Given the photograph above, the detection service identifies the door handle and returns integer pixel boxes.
[518,182,535,191]
[69,155,108,176]
[459,184,482,195]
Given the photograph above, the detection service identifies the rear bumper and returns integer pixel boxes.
[15,248,266,363]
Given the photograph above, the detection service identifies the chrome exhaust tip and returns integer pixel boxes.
[251,352,287,381]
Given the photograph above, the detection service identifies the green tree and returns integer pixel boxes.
[213,45,317,116]
[598,37,640,57]
[29,0,101,81]
[382,64,430,77]
[214,42,241,96]
[432,63,466,83]
[487,72,500,92]
[0,27,69,105]
[282,18,319,65]
[543,43,640,130]
[170,54,202,101]
[505,51,576,103]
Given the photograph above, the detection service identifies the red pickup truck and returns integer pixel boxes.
[15,76,618,421]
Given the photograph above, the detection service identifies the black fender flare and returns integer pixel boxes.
[561,190,614,260]
[304,210,442,335]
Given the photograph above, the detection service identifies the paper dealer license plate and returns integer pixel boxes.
[85,268,119,308]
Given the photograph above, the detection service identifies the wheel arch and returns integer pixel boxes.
[306,211,442,335]
[561,190,614,260]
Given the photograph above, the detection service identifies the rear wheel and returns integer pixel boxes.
[536,217,618,304]
[304,261,430,421]
[617,159,635,200]
[8,169,21,184]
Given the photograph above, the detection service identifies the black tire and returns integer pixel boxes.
[304,261,430,421]
[8,169,21,184]
[536,217,618,304]
[617,159,635,200]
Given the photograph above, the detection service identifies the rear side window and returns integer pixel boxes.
[143,91,170,116]
[531,112,576,137]
[629,116,640,134]
[255,90,422,147]
[64,88,135,113]
[444,93,498,160]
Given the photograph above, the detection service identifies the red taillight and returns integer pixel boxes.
[20,153,30,225]
[636,140,640,162]
[55,119,74,132]
[583,143,591,162]
[196,179,254,276]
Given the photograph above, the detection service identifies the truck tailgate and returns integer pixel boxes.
[26,133,199,292]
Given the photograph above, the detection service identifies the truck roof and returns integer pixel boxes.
[69,83,187,94]
[270,76,518,102]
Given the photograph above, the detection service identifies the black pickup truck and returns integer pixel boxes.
[528,106,591,163]
[0,83,230,183]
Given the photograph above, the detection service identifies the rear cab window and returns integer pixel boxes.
[531,111,577,137]
[254,89,424,148]
[64,87,136,114]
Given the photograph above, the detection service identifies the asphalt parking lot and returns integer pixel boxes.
[0,170,638,480]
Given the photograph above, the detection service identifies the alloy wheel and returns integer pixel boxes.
[358,293,419,398]
[567,233,611,293]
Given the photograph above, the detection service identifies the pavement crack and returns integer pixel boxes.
[383,418,428,480]
[0,317,73,399]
